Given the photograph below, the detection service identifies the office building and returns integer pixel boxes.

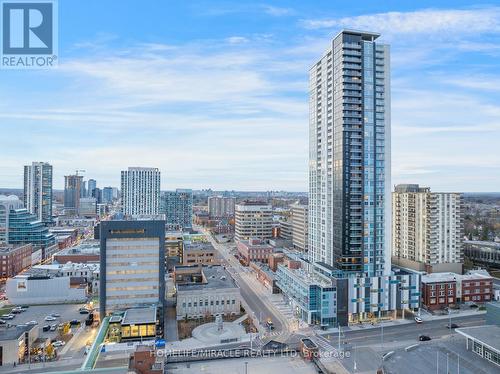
[64,174,84,216]
[235,201,273,242]
[308,30,391,277]
[121,167,161,216]
[0,195,23,243]
[464,240,500,270]
[23,161,53,224]
[87,179,97,198]
[182,242,219,266]
[174,265,241,320]
[102,187,114,204]
[392,184,464,273]
[160,189,193,230]
[79,197,97,217]
[208,196,235,219]
[291,203,308,252]
[99,220,165,321]
[4,208,55,248]
[91,187,102,204]
[237,238,273,266]
[279,218,293,240]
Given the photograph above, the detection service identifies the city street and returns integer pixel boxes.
[199,227,291,339]
[321,314,485,348]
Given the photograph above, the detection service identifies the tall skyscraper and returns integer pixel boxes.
[160,189,193,230]
[87,179,97,197]
[64,175,84,216]
[392,184,464,273]
[308,30,391,277]
[23,162,53,224]
[102,187,114,203]
[121,167,160,216]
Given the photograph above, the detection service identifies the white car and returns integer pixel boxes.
[51,313,61,317]
[45,316,56,321]
[27,320,38,325]
[52,340,65,347]
[414,316,423,324]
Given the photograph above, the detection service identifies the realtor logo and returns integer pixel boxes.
[1,0,57,68]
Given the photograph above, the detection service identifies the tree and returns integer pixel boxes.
[46,344,54,358]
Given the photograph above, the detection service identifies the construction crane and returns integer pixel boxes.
[75,169,86,176]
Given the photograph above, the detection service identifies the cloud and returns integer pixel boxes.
[262,5,295,17]
[226,36,249,44]
[301,7,500,37]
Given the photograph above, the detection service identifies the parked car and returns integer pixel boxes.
[70,319,80,326]
[42,325,51,332]
[50,324,57,331]
[79,309,90,314]
[11,307,23,314]
[470,304,479,309]
[52,341,65,347]
[27,320,38,325]
[51,313,61,317]
[414,316,423,324]
[45,316,56,321]
[0,320,6,325]
[419,335,432,341]
[446,323,459,329]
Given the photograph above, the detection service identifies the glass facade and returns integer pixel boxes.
[7,208,55,247]
[309,30,390,277]
[160,189,193,230]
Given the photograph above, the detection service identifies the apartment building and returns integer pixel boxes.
[121,167,161,216]
[392,184,464,273]
[291,203,308,252]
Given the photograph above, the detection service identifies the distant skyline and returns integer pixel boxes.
[1,1,500,192]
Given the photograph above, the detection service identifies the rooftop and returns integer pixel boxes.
[0,324,36,341]
[422,272,459,283]
[121,307,157,325]
[456,325,500,352]
[177,265,237,291]
[56,241,100,255]
[184,242,215,252]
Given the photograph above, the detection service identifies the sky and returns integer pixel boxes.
[1,0,500,192]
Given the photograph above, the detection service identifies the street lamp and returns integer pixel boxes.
[244,361,248,374]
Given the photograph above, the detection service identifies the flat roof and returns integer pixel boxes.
[0,325,35,341]
[177,266,237,291]
[456,325,500,352]
[421,273,458,283]
[121,307,157,325]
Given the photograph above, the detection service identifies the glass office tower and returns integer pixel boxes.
[309,30,391,277]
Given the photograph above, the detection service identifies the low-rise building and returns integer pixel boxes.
[6,274,87,305]
[0,244,32,279]
[107,307,158,343]
[53,241,100,264]
[237,238,273,266]
[464,240,500,270]
[456,325,500,367]
[182,242,218,266]
[421,273,457,311]
[420,271,493,310]
[175,265,241,320]
[0,325,38,366]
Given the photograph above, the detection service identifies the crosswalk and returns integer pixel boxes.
[311,335,337,353]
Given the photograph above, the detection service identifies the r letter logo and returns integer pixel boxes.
[1,0,58,68]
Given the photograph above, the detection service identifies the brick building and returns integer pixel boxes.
[236,238,273,266]
[459,272,493,304]
[0,244,32,279]
[421,273,457,311]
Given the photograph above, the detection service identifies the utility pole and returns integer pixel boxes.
[446,353,449,374]
[437,351,439,374]
[245,361,248,374]
[338,325,341,351]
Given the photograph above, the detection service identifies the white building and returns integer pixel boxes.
[23,162,53,224]
[392,184,464,273]
[235,201,273,242]
[208,196,235,218]
[120,167,161,216]
[291,203,308,252]
[308,30,391,277]
[175,265,241,320]
[6,275,87,304]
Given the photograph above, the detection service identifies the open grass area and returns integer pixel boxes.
[0,305,15,315]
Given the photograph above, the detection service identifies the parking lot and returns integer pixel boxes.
[1,303,89,342]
